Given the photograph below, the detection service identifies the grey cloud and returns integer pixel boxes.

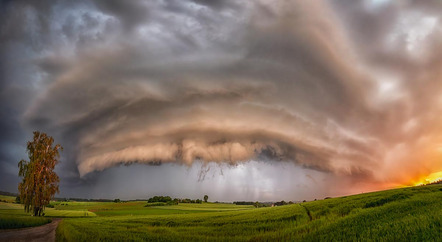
[91,0,150,31]
[1,0,442,199]
[21,0,381,179]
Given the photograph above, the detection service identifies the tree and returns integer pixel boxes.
[204,195,208,203]
[18,131,63,216]
[147,196,172,203]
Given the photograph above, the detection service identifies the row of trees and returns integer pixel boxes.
[146,195,209,205]
[234,201,255,205]
[235,201,295,208]
[147,196,172,203]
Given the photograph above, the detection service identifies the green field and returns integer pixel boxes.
[0,195,16,203]
[0,203,52,229]
[1,185,441,241]
[0,201,95,229]
[54,185,441,241]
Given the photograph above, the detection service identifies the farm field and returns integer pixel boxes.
[1,184,441,241]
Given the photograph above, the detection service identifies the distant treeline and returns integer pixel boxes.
[234,201,255,205]
[147,196,202,205]
[234,201,295,207]
[0,191,18,197]
[427,179,442,185]
[53,197,113,202]
[0,191,115,203]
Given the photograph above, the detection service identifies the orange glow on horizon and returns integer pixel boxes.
[407,171,442,186]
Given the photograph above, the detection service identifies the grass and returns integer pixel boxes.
[54,184,441,241]
[44,209,96,218]
[49,201,253,217]
[1,185,440,240]
[0,195,16,203]
[0,214,51,229]
[0,197,96,229]
[0,198,249,229]
[0,202,52,229]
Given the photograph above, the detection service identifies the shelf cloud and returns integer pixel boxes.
[1,0,442,199]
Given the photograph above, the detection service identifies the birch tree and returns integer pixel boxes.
[18,131,62,216]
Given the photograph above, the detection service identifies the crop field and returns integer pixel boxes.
[1,185,441,240]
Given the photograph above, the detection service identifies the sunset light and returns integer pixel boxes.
[411,171,442,186]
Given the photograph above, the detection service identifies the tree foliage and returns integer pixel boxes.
[18,131,62,216]
[147,196,172,203]
[204,195,208,203]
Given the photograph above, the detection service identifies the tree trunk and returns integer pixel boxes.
[33,207,42,216]
[33,207,39,216]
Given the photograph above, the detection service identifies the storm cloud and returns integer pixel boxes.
[1,0,442,199]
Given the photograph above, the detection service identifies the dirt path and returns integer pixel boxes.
[0,218,61,242]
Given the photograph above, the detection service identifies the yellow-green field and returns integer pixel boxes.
[1,185,441,241]
[0,202,52,229]
[0,195,16,203]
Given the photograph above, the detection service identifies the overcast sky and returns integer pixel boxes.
[1,0,442,201]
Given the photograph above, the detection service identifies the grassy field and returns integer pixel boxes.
[53,184,441,241]
[0,198,250,229]
[0,195,16,203]
[0,203,52,229]
[1,185,441,240]
[0,201,96,229]
[50,200,253,217]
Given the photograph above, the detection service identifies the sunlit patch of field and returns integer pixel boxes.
[44,209,96,218]
[55,185,442,241]
[0,202,23,210]
[0,195,16,203]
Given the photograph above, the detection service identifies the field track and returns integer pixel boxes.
[0,218,61,242]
